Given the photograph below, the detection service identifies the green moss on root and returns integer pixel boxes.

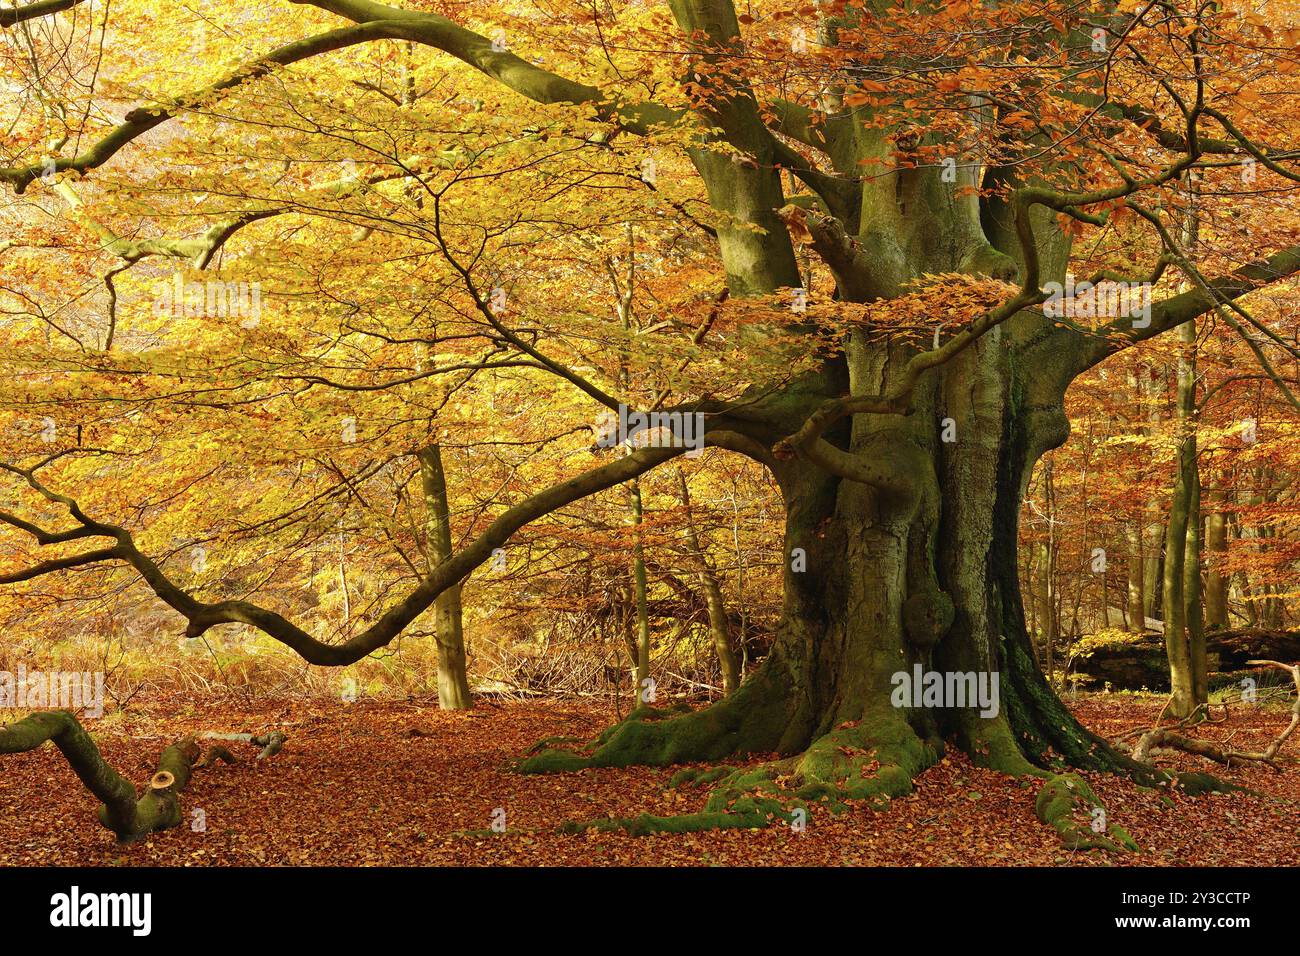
[1172,771,1244,797]
[669,765,737,789]
[559,803,793,836]
[513,746,590,774]
[791,721,936,805]
[1035,773,1137,852]
[518,692,783,774]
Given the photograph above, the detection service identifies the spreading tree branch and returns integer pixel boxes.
[0,444,687,665]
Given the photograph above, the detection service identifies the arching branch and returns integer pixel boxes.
[0,444,687,665]
[2,23,418,192]
[1074,240,1300,373]
[0,16,676,194]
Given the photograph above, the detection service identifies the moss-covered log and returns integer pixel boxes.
[0,710,200,841]
[1071,629,1300,690]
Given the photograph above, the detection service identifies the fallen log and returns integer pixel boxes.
[0,710,200,841]
[1070,628,1300,690]
[1,712,286,841]
[200,730,286,760]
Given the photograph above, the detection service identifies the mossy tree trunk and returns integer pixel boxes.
[524,319,1159,853]
[513,0,1258,824]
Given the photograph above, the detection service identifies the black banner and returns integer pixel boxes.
[0,866,1277,940]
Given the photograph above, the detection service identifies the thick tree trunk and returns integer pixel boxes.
[522,331,1144,800]
[419,443,472,710]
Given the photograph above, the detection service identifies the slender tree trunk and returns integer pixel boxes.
[1258,467,1285,629]
[1204,485,1229,629]
[1185,455,1208,706]
[608,222,652,702]
[1126,521,1146,632]
[1143,508,1163,620]
[1100,554,1110,633]
[1162,319,1205,720]
[1039,541,1056,682]
[419,443,472,710]
[676,467,740,694]
[628,478,651,701]
[1163,186,1208,720]
[1139,367,1166,620]
[1037,462,1058,684]
[727,483,751,674]
[337,531,351,623]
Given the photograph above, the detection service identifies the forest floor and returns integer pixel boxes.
[1,692,1296,866]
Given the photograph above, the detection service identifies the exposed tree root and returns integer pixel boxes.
[968,707,1247,849]
[956,712,1145,852]
[524,703,946,837]
[521,698,1251,851]
[1033,773,1139,852]
[516,684,787,773]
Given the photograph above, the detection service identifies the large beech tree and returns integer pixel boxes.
[3,0,1300,844]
